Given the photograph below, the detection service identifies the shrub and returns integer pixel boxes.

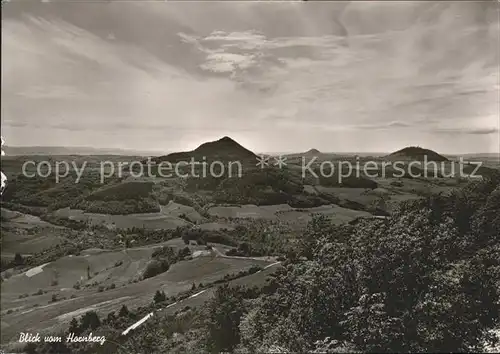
[390,180,404,187]
[177,247,192,260]
[143,260,170,280]
[80,311,101,331]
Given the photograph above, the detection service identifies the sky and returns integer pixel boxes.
[1,0,499,155]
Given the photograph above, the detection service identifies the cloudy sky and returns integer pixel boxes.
[1,0,499,154]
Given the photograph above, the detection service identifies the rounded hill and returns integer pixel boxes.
[306,148,321,154]
[386,146,448,162]
[154,136,257,164]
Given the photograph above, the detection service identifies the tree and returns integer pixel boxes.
[106,312,117,324]
[154,290,166,304]
[80,311,101,331]
[13,252,23,266]
[205,285,245,353]
[68,317,81,335]
[119,305,130,317]
[298,213,332,259]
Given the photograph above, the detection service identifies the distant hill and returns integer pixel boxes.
[301,148,324,157]
[306,148,321,155]
[284,148,325,160]
[3,145,163,156]
[386,146,449,162]
[154,136,257,163]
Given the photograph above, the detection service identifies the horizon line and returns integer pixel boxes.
[3,144,499,157]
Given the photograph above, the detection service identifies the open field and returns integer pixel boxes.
[51,201,202,230]
[0,245,273,343]
[1,208,68,260]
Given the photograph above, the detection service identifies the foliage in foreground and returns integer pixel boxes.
[234,176,500,353]
[200,176,499,353]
